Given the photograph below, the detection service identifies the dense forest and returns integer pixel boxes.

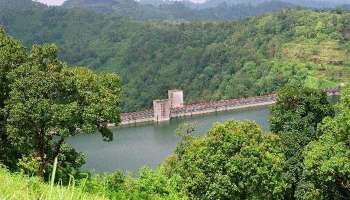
[139,0,350,9]
[62,0,296,21]
[188,0,350,9]
[1,0,350,111]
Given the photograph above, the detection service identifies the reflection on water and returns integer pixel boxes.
[68,106,270,173]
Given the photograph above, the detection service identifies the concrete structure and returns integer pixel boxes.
[153,89,184,122]
[168,89,184,108]
[153,99,171,122]
[115,88,341,126]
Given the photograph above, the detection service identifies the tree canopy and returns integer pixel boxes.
[269,83,335,198]
[0,28,121,180]
[297,87,350,199]
[0,27,27,168]
[169,121,290,199]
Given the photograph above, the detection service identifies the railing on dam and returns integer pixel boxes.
[118,87,340,126]
[120,109,153,125]
[171,94,276,117]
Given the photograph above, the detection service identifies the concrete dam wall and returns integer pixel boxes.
[113,88,340,126]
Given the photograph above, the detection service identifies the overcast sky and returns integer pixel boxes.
[35,0,207,5]
[36,0,66,5]
[34,0,350,6]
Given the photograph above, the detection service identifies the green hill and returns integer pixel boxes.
[1,1,350,111]
[62,0,295,21]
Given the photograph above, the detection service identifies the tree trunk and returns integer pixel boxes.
[36,137,65,178]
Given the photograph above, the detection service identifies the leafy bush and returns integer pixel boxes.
[169,121,290,199]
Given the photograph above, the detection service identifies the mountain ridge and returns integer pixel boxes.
[62,0,295,21]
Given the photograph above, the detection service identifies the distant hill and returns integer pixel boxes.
[62,0,295,20]
[282,0,350,9]
[1,0,349,111]
[62,0,169,19]
[61,0,350,21]
[0,0,46,9]
[139,0,350,9]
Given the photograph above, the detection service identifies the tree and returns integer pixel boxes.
[0,27,27,168]
[269,83,335,198]
[171,121,290,199]
[4,41,121,178]
[296,86,350,199]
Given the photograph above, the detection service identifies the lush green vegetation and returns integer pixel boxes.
[62,0,295,21]
[1,1,350,111]
[1,2,350,199]
[269,84,335,198]
[193,0,350,10]
[0,32,349,198]
[0,166,108,200]
[0,28,121,181]
[62,0,350,20]
[299,91,350,199]
[0,165,186,200]
[170,121,290,199]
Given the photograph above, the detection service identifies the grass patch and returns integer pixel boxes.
[304,75,338,89]
[0,166,107,200]
[282,41,348,65]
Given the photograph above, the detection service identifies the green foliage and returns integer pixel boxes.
[297,86,350,199]
[0,29,121,181]
[0,166,108,200]
[83,167,186,200]
[1,4,350,111]
[0,163,187,199]
[0,27,27,169]
[270,84,334,135]
[61,0,295,21]
[269,83,335,198]
[170,121,290,199]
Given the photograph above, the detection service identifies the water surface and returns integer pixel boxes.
[68,106,270,173]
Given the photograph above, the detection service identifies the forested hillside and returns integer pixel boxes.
[61,0,350,21]
[62,0,295,21]
[1,0,350,111]
[139,0,350,9]
[192,0,350,9]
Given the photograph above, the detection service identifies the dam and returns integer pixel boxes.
[116,88,340,126]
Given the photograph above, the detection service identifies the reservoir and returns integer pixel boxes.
[68,106,270,173]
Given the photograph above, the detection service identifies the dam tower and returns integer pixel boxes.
[153,89,184,122]
[168,89,184,108]
[153,99,171,122]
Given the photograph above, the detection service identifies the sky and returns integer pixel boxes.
[33,0,350,6]
[35,0,206,5]
[36,0,66,5]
